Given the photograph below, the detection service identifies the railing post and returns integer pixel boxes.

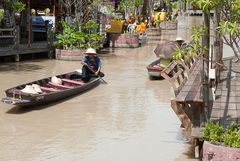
[14,25,20,62]
[14,26,20,50]
[46,21,54,59]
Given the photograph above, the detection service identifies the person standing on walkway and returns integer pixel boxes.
[81,48,104,82]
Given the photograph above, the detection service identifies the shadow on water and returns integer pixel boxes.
[0,62,44,72]
[149,76,165,81]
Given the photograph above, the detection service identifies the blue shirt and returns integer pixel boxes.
[83,56,102,70]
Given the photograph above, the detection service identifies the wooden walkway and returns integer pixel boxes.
[210,57,240,127]
[0,26,54,60]
[0,42,52,57]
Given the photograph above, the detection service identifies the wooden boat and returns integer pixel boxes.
[146,59,164,78]
[1,71,100,106]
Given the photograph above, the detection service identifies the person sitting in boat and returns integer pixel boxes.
[81,48,104,82]
[175,37,188,49]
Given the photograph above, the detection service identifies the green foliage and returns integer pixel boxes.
[12,0,26,12]
[118,0,144,13]
[55,21,85,50]
[0,9,4,21]
[55,20,103,50]
[82,20,103,48]
[172,46,187,60]
[191,25,203,44]
[218,21,240,38]
[171,1,178,11]
[223,124,240,148]
[83,20,99,34]
[172,26,202,61]
[203,121,224,144]
[203,122,240,148]
[154,18,160,27]
[189,0,219,13]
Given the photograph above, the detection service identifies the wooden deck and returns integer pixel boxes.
[0,26,54,60]
[210,57,240,127]
[0,42,52,57]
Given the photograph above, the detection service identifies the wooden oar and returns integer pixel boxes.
[82,63,108,84]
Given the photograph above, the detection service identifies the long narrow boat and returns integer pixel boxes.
[146,59,164,79]
[1,71,100,106]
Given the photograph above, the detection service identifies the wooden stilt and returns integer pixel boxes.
[171,99,192,129]
[14,54,20,62]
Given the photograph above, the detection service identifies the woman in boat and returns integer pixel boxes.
[175,37,188,49]
[81,48,104,82]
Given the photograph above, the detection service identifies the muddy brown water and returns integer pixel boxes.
[0,16,201,161]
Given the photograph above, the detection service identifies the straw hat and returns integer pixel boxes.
[85,48,97,55]
[175,37,184,42]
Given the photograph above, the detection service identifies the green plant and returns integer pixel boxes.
[223,124,240,148]
[0,9,4,21]
[55,21,85,50]
[83,20,103,48]
[118,0,144,15]
[154,18,160,27]
[83,20,99,34]
[12,1,26,12]
[188,0,240,60]
[203,121,224,144]
[55,20,103,50]
[203,122,240,148]
[172,46,187,60]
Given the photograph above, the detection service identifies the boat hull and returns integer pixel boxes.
[1,72,100,106]
[147,59,163,78]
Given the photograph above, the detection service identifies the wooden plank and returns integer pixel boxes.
[0,28,14,31]
[0,36,15,38]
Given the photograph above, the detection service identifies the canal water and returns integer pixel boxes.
[0,16,201,161]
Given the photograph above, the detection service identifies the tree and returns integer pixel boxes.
[189,0,240,61]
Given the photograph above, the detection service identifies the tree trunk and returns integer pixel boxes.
[213,7,223,83]
[202,11,210,120]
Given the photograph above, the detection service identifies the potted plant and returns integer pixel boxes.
[202,122,240,161]
[55,20,103,60]
[12,0,26,25]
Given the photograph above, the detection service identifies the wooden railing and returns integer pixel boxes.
[160,54,204,129]
[0,23,54,58]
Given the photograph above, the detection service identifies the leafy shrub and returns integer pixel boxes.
[203,121,224,144]
[55,20,103,50]
[203,122,240,148]
[55,21,85,50]
[223,124,240,148]
[12,1,26,12]
[0,9,4,21]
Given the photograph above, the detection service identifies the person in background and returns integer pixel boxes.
[175,37,188,49]
[81,48,104,82]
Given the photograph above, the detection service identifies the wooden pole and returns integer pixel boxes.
[202,11,210,120]
[53,0,56,16]
[27,0,32,48]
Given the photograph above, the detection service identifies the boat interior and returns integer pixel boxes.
[6,72,89,97]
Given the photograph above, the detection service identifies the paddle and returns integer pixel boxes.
[81,62,108,84]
